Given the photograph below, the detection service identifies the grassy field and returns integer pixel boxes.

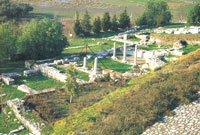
[181,45,200,54]
[1,85,26,101]
[86,58,132,73]
[15,75,64,91]
[128,37,141,42]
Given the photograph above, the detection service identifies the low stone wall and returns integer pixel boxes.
[17,85,38,94]
[7,99,42,135]
[24,69,40,77]
[39,65,67,83]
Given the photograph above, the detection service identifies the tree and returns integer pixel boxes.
[0,23,16,62]
[119,9,130,29]
[17,19,68,60]
[135,13,147,26]
[135,1,172,27]
[92,16,101,34]
[187,3,200,26]
[110,14,119,31]
[0,0,33,22]
[73,11,82,36]
[65,64,79,103]
[101,12,111,32]
[81,10,91,36]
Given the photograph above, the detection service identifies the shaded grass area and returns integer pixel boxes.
[0,61,26,74]
[0,106,30,134]
[16,75,64,91]
[87,58,132,73]
[52,49,200,135]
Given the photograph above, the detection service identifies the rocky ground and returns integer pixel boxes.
[142,98,200,135]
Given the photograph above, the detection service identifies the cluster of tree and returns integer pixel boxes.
[135,1,172,27]
[0,0,33,22]
[187,3,200,26]
[73,9,131,36]
[0,19,68,62]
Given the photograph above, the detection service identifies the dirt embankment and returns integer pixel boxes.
[150,34,200,45]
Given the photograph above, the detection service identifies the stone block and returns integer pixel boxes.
[25,60,35,69]
[2,77,15,85]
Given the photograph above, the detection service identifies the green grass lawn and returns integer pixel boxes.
[128,38,141,42]
[76,70,90,81]
[1,85,26,101]
[87,58,132,73]
[181,45,200,54]
[16,75,64,91]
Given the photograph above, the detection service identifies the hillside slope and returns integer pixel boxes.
[52,49,200,135]
[14,0,199,21]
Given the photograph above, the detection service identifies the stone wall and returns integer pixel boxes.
[39,65,67,83]
[17,85,38,94]
[7,99,42,135]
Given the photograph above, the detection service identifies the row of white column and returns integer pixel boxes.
[83,56,98,74]
[112,42,137,65]
[82,42,137,74]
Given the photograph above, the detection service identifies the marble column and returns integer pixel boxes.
[134,45,137,65]
[93,57,98,74]
[83,57,87,69]
[122,42,127,63]
[111,42,117,60]
[124,34,128,40]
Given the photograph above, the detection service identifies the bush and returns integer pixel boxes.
[17,19,68,60]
